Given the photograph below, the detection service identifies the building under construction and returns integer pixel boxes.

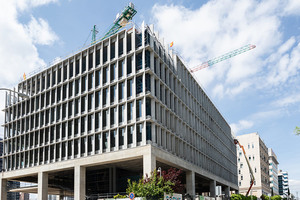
[0,4,238,199]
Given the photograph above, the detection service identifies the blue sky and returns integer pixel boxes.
[0,0,300,196]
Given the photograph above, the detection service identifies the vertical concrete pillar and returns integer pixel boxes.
[74,166,86,200]
[38,172,48,200]
[225,186,230,197]
[186,171,196,197]
[210,180,216,197]
[0,178,7,200]
[143,153,156,177]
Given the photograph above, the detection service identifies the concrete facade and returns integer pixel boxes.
[268,148,279,196]
[236,133,271,197]
[1,23,238,199]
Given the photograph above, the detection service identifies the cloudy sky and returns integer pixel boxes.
[0,0,300,196]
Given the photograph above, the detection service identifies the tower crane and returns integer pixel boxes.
[91,2,137,44]
[234,139,255,197]
[189,44,256,73]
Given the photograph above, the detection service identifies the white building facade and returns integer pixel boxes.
[1,23,238,200]
[268,148,279,196]
[236,133,271,197]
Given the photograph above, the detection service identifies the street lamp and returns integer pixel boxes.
[0,88,29,99]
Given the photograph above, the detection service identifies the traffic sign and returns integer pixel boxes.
[129,192,135,200]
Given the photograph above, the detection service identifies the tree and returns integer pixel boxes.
[271,195,282,200]
[294,126,300,135]
[261,194,269,200]
[231,194,243,200]
[126,169,174,199]
[161,168,184,193]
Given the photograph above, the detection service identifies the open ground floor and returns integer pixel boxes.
[0,145,238,200]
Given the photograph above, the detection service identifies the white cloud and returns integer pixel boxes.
[25,16,58,45]
[289,179,300,192]
[272,94,300,107]
[151,0,300,98]
[230,120,254,135]
[0,0,58,137]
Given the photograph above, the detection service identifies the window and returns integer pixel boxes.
[118,60,124,78]
[63,65,68,81]
[136,75,143,94]
[95,112,100,130]
[146,97,151,116]
[119,82,125,100]
[75,79,80,95]
[103,109,108,127]
[96,49,100,66]
[95,134,100,151]
[82,56,86,73]
[127,125,133,144]
[127,102,133,121]
[103,132,108,150]
[88,52,93,70]
[75,59,79,76]
[119,128,125,146]
[95,70,101,87]
[136,99,142,119]
[127,56,132,74]
[81,96,86,113]
[241,175,243,180]
[88,94,93,110]
[103,45,108,63]
[81,137,86,154]
[146,74,151,92]
[248,144,250,149]
[95,91,100,108]
[146,122,151,141]
[110,63,116,82]
[111,42,115,60]
[103,88,108,106]
[136,52,142,71]
[110,85,116,104]
[81,75,87,93]
[137,123,143,143]
[110,130,116,148]
[69,62,74,78]
[52,70,56,86]
[127,33,132,52]
[81,116,86,133]
[118,38,123,56]
[119,104,125,123]
[127,79,133,98]
[69,81,73,97]
[63,84,67,99]
[110,107,116,126]
[88,73,93,90]
[103,66,108,84]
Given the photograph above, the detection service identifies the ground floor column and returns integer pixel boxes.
[74,166,86,200]
[209,180,216,197]
[0,178,7,200]
[186,171,196,197]
[143,153,156,177]
[38,172,48,200]
[225,186,230,197]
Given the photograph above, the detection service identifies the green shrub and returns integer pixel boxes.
[113,193,127,199]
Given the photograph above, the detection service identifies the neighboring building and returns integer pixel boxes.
[0,138,21,200]
[0,22,238,200]
[278,170,289,198]
[236,132,271,197]
[268,148,279,196]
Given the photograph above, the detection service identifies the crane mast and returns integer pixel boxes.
[190,44,256,73]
